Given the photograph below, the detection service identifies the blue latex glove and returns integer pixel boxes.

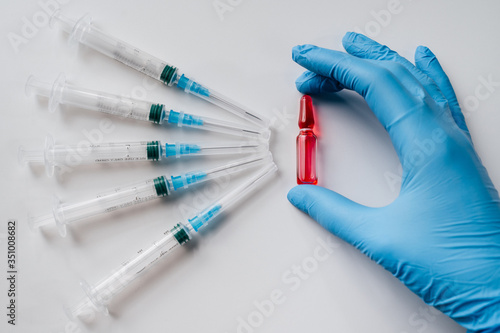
[288,32,500,332]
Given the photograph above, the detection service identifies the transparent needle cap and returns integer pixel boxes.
[172,73,270,127]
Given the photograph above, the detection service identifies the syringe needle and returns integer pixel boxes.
[49,12,270,128]
[65,161,277,320]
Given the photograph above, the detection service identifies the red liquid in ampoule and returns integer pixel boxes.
[296,95,318,185]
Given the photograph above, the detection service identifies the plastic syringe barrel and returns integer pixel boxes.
[18,137,158,177]
[26,74,157,118]
[50,12,270,128]
[66,224,187,319]
[43,177,166,237]
[51,12,177,85]
[29,175,177,237]
[66,160,277,320]
[53,141,153,164]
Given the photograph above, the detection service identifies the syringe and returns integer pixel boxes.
[65,161,277,320]
[50,12,270,128]
[19,134,268,177]
[29,153,271,237]
[26,74,271,140]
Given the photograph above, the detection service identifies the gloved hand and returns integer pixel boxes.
[288,32,500,332]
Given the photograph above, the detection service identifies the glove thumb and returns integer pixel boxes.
[287,185,375,249]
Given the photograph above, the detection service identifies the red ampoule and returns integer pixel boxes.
[296,95,318,185]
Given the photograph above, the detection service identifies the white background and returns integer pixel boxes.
[1,0,499,332]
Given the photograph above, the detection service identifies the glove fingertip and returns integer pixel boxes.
[287,184,320,212]
[287,185,306,207]
[342,32,362,52]
[295,80,312,94]
[291,45,301,62]
[415,45,434,58]
[292,44,317,63]
[414,46,433,69]
[416,45,428,53]
[295,71,345,95]
[342,31,357,44]
[295,76,320,94]
[342,31,375,46]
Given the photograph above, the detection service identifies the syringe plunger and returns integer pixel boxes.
[25,75,52,97]
[18,147,44,164]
